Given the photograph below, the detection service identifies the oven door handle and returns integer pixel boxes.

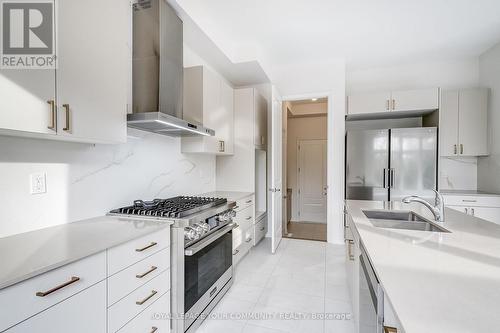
[184,223,238,256]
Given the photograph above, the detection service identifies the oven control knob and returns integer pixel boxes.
[199,223,210,233]
[228,210,236,218]
[192,223,206,235]
[184,227,199,241]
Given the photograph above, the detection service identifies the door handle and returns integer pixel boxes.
[62,104,71,131]
[460,144,464,155]
[454,144,458,155]
[389,169,395,188]
[47,100,56,131]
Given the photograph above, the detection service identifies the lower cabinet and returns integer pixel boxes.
[118,291,170,333]
[5,281,106,333]
[444,194,500,225]
[232,195,256,265]
[383,295,404,333]
[253,214,267,246]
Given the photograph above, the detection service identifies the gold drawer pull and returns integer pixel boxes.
[245,200,252,204]
[136,290,157,305]
[36,276,80,297]
[136,266,158,279]
[151,327,158,333]
[233,205,240,210]
[246,237,252,243]
[136,242,157,252]
[260,227,265,231]
[232,249,239,255]
[384,326,397,333]
[62,104,70,131]
[246,216,252,221]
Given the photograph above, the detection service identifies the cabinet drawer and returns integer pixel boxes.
[0,251,106,332]
[108,269,170,333]
[108,228,170,276]
[443,195,500,208]
[233,240,251,266]
[108,247,170,306]
[234,196,254,212]
[5,280,106,333]
[118,291,170,333]
[234,205,254,231]
[254,217,267,246]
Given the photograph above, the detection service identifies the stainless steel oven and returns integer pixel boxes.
[359,243,384,333]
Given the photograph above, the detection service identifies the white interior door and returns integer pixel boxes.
[298,140,327,223]
[270,87,283,254]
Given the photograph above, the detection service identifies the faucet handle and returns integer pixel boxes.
[432,189,443,206]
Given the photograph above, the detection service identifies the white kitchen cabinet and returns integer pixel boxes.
[440,88,488,157]
[347,88,438,115]
[444,194,500,225]
[181,66,234,155]
[347,92,391,115]
[254,92,268,148]
[390,88,439,112]
[5,281,106,333]
[448,205,500,224]
[383,294,404,333]
[0,0,129,144]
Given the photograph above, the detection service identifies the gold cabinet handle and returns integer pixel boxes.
[246,237,252,243]
[232,249,239,255]
[348,240,355,261]
[218,140,225,152]
[391,99,396,110]
[151,327,158,333]
[47,100,56,130]
[471,208,475,216]
[136,290,157,305]
[246,200,253,204]
[384,326,397,333]
[460,144,464,154]
[260,226,265,231]
[36,276,80,297]
[62,104,70,131]
[454,144,457,155]
[135,242,157,252]
[233,206,240,210]
[246,216,252,221]
[386,99,390,111]
[136,266,158,279]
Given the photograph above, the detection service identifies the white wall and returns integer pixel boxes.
[0,129,215,238]
[478,43,500,194]
[274,59,346,244]
[287,116,327,222]
[347,59,481,191]
[289,102,327,116]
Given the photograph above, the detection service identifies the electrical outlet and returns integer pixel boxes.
[30,173,47,194]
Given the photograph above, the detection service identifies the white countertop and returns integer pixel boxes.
[346,200,500,333]
[441,189,500,197]
[0,216,170,290]
[200,191,254,202]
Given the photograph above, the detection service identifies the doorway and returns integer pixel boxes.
[282,98,328,242]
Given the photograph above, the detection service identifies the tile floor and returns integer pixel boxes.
[196,238,355,333]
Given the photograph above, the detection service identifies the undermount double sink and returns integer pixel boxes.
[362,210,450,233]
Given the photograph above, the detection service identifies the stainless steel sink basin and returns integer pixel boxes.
[362,210,450,233]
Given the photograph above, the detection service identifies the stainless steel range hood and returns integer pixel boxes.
[127,0,215,137]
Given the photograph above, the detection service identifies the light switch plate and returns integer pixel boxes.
[30,173,47,194]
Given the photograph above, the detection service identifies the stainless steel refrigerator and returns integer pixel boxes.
[346,127,437,202]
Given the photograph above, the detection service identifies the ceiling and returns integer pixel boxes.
[173,0,500,70]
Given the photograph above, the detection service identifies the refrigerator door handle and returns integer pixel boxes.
[383,168,389,189]
[389,168,395,189]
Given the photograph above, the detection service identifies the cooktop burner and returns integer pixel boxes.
[110,196,228,218]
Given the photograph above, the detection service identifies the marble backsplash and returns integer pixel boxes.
[0,129,216,238]
[439,156,478,191]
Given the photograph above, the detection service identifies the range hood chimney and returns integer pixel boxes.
[127,0,215,137]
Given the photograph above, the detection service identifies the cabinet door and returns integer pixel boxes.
[458,88,488,156]
[254,92,268,147]
[391,88,439,112]
[5,281,106,333]
[56,0,129,144]
[219,80,234,154]
[439,90,459,157]
[470,207,500,225]
[347,92,391,115]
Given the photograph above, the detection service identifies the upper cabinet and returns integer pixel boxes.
[181,66,234,155]
[347,88,439,115]
[254,92,268,148]
[0,0,129,144]
[440,88,488,157]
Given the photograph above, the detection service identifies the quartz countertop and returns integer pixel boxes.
[200,191,254,202]
[441,189,500,197]
[346,200,500,333]
[0,216,170,290]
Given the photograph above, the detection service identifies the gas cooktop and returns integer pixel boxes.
[110,196,228,218]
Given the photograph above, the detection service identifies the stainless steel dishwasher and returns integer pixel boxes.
[359,243,384,333]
